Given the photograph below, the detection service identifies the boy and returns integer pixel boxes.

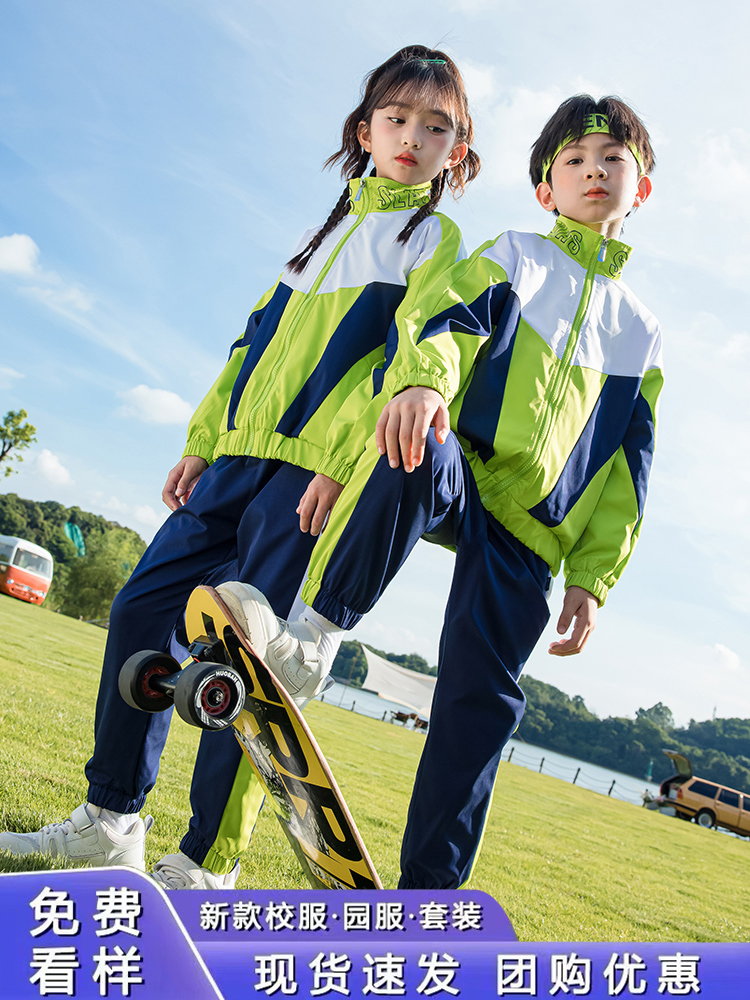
[236,94,663,889]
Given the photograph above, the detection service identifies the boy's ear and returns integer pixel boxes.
[357,121,372,153]
[633,175,652,209]
[444,141,468,170]
[535,181,557,214]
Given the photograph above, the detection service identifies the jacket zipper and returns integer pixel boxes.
[242,184,369,450]
[480,234,605,503]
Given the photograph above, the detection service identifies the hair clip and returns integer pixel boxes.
[421,58,446,65]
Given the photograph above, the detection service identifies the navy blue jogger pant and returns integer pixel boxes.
[302,432,551,889]
[85,456,316,869]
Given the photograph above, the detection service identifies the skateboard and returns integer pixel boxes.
[118,584,382,890]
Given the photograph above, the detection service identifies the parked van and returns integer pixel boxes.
[0,535,54,605]
[656,750,750,836]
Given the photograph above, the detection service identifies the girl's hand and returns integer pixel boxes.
[375,386,450,472]
[548,586,598,656]
[162,456,209,510]
[297,474,345,535]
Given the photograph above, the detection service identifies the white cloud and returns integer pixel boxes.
[0,366,24,389]
[0,233,40,275]
[37,449,73,485]
[713,643,741,673]
[133,504,165,529]
[689,129,750,210]
[460,61,498,108]
[99,493,166,531]
[24,284,94,312]
[118,385,194,425]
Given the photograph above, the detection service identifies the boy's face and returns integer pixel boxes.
[535,132,652,238]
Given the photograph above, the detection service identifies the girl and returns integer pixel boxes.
[0,46,480,889]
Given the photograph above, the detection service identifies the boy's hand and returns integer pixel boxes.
[162,456,208,511]
[375,386,450,473]
[297,474,345,536]
[548,586,598,656]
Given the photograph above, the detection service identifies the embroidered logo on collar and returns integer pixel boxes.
[609,248,630,277]
[551,219,582,256]
[376,186,427,211]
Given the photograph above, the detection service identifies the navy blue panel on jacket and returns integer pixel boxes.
[622,390,655,519]
[275,282,405,438]
[455,284,520,463]
[528,374,642,528]
[226,283,294,430]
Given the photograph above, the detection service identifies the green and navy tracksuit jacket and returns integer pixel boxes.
[183,176,465,480]
[375,215,663,605]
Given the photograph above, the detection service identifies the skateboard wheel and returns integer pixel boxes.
[119,650,181,713]
[173,661,245,730]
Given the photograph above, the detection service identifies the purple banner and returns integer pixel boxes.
[1,869,747,997]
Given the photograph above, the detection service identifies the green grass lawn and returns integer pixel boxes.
[1,593,748,942]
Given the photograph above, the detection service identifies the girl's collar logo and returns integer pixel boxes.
[376,186,428,211]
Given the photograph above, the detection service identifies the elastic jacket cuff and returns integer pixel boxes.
[564,571,608,607]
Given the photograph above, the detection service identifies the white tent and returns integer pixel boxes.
[360,645,436,719]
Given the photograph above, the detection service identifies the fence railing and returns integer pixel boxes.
[501,743,650,806]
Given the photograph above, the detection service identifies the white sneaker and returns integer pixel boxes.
[216,582,329,705]
[151,851,240,890]
[0,804,153,870]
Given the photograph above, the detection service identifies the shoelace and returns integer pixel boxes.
[38,818,79,838]
[153,861,195,888]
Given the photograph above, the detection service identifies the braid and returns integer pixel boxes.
[396,170,446,246]
[287,149,370,274]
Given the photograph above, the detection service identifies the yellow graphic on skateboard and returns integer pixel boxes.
[118,585,381,890]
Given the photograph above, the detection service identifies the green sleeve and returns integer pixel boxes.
[182,280,280,463]
[564,366,663,605]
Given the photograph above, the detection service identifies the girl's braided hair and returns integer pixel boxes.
[287,45,480,273]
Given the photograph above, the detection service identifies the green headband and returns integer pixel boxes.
[541,113,645,183]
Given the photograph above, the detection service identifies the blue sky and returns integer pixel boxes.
[2,0,749,727]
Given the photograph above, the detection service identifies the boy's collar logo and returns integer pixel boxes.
[551,217,631,276]
[542,113,645,182]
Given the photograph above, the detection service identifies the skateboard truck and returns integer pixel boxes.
[119,646,246,731]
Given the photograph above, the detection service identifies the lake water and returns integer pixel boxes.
[315,680,662,807]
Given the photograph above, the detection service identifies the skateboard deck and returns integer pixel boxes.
[184,585,382,890]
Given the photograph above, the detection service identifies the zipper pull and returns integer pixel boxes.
[597,238,609,263]
[353,179,364,202]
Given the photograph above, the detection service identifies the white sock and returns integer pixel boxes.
[95,806,140,835]
[297,604,344,673]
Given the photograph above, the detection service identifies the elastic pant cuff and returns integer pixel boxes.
[179,831,238,876]
[87,785,147,816]
[311,587,362,630]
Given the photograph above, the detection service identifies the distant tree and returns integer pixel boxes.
[0,409,37,477]
[0,493,146,616]
[636,702,675,731]
[331,641,368,687]
[57,530,144,620]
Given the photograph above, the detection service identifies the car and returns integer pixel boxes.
[652,750,750,835]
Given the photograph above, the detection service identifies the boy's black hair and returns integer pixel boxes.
[287,45,481,274]
[529,94,655,188]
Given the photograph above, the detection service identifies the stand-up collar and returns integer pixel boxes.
[547,215,633,280]
[348,176,433,215]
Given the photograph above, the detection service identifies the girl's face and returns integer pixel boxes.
[357,98,467,186]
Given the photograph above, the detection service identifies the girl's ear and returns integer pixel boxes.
[357,120,372,153]
[535,181,556,213]
[444,141,468,170]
